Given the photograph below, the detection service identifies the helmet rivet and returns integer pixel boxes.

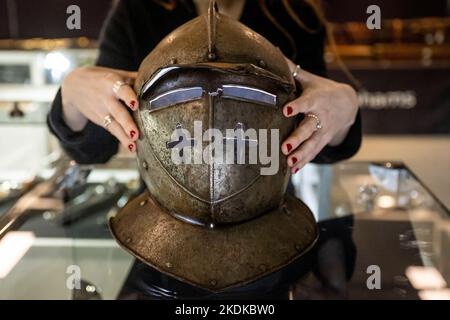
[259,264,267,272]
[258,60,267,68]
[210,279,217,286]
[126,237,132,243]
[140,199,148,207]
[142,161,148,170]
[165,262,172,268]
[207,52,216,61]
[208,223,215,229]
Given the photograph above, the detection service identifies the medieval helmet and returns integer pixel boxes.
[109,1,318,292]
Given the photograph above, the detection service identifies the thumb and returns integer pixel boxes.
[284,57,315,86]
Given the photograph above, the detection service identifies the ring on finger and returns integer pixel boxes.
[103,114,114,130]
[112,80,126,97]
[292,64,301,78]
[305,113,322,130]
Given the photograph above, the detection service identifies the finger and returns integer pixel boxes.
[115,83,139,111]
[290,133,326,174]
[99,67,137,81]
[125,77,136,86]
[114,70,137,80]
[282,115,319,155]
[283,91,316,117]
[107,99,139,141]
[285,57,295,70]
[104,72,139,110]
[104,119,136,153]
[117,71,137,87]
[285,59,315,84]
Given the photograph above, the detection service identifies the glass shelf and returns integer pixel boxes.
[0,161,448,300]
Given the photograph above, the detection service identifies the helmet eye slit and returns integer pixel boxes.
[221,84,277,107]
[148,87,204,110]
[148,84,277,111]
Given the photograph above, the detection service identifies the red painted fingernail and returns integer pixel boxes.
[292,157,298,165]
[294,168,299,174]
[286,143,292,152]
[130,130,136,139]
[286,106,293,116]
[128,144,134,152]
[130,100,136,108]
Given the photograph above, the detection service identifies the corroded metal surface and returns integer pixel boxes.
[136,64,296,225]
[110,191,318,292]
[134,6,294,95]
[109,2,319,291]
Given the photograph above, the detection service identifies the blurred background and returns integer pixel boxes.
[0,0,448,208]
[0,0,449,300]
[323,0,450,210]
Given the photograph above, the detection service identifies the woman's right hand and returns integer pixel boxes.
[61,66,139,152]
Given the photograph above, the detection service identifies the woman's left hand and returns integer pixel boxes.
[281,58,359,174]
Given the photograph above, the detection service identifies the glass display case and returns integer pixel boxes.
[0,160,448,300]
[0,49,97,175]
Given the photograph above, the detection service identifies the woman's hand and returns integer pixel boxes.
[61,66,139,152]
[281,59,359,174]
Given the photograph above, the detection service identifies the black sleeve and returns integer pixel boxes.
[47,0,138,164]
[47,89,119,164]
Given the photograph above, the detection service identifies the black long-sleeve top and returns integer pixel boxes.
[47,0,361,164]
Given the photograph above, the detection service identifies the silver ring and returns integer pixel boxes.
[306,113,322,130]
[103,114,114,129]
[292,64,301,78]
[112,80,125,96]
